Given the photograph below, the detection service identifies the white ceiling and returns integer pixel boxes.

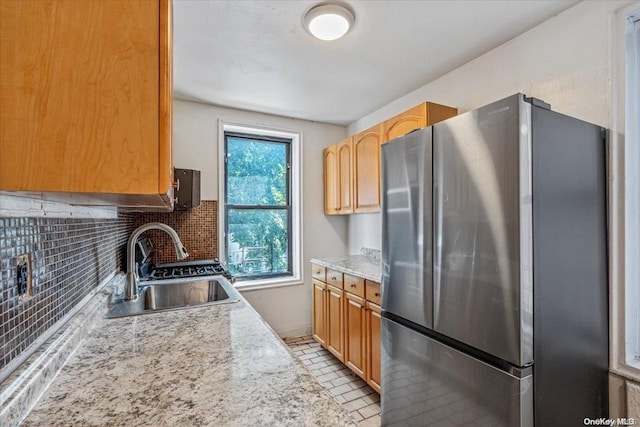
[173,0,579,126]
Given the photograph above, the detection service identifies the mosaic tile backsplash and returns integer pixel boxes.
[0,215,136,372]
[133,200,218,264]
[0,201,219,374]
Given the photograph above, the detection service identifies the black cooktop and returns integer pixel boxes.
[143,259,234,283]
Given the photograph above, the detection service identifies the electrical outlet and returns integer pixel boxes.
[16,254,33,299]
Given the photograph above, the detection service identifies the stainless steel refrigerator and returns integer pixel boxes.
[380,94,608,426]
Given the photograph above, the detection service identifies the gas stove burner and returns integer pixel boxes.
[145,259,234,283]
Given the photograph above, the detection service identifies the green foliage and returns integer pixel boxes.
[226,138,287,205]
[225,136,290,276]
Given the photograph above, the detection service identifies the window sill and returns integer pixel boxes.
[234,276,303,292]
[611,359,640,384]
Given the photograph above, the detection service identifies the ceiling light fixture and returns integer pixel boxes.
[303,3,355,41]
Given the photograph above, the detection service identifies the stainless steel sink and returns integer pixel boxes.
[106,276,240,318]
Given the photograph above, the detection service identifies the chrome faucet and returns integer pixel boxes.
[125,222,189,300]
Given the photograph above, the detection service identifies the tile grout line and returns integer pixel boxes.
[285,335,381,427]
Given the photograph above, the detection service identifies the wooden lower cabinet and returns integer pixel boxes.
[344,293,367,379]
[311,263,382,393]
[312,279,327,346]
[366,302,382,393]
[326,284,344,361]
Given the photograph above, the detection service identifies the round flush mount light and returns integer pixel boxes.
[303,3,355,41]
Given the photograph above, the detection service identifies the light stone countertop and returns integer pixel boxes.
[310,253,381,283]
[20,283,357,426]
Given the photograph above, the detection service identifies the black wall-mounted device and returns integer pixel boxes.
[174,168,201,210]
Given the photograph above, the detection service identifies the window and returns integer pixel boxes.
[625,10,640,364]
[220,123,302,288]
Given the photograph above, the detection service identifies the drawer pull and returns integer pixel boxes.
[331,276,337,281]
[375,292,380,297]
[350,284,356,288]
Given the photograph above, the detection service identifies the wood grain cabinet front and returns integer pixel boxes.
[352,125,383,213]
[322,101,456,216]
[366,301,382,393]
[0,0,174,209]
[311,263,382,393]
[344,292,367,380]
[323,145,339,214]
[336,139,354,214]
[382,102,457,142]
[344,274,365,298]
[326,269,344,289]
[312,265,326,282]
[323,138,353,215]
[326,284,344,362]
[312,279,327,346]
[365,280,382,306]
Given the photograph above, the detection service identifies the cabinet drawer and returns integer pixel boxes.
[344,274,365,298]
[366,280,382,305]
[326,269,343,289]
[312,264,326,281]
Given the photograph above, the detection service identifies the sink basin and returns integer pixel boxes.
[106,276,240,318]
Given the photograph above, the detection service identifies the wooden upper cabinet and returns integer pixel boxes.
[0,0,174,209]
[336,139,353,214]
[353,125,382,213]
[383,102,457,142]
[322,101,456,216]
[323,145,339,215]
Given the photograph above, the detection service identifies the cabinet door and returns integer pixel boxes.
[383,104,426,142]
[366,302,382,393]
[323,145,339,214]
[312,279,327,346]
[353,125,382,213]
[344,292,367,379]
[0,0,173,208]
[336,139,353,214]
[326,284,344,361]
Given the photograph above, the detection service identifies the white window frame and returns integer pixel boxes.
[625,10,640,366]
[218,120,303,291]
[611,2,640,381]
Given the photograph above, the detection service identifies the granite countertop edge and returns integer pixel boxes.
[310,255,381,283]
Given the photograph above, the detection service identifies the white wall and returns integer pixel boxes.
[173,100,349,337]
[347,212,381,253]
[346,0,627,254]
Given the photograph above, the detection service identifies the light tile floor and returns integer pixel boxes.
[284,336,381,427]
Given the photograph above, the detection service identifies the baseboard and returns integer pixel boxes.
[277,325,312,339]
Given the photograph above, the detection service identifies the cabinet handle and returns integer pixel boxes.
[331,276,337,281]
[350,284,356,288]
[375,292,380,297]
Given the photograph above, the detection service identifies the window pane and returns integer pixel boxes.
[226,137,288,205]
[226,208,289,277]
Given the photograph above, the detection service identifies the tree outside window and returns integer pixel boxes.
[224,133,292,279]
